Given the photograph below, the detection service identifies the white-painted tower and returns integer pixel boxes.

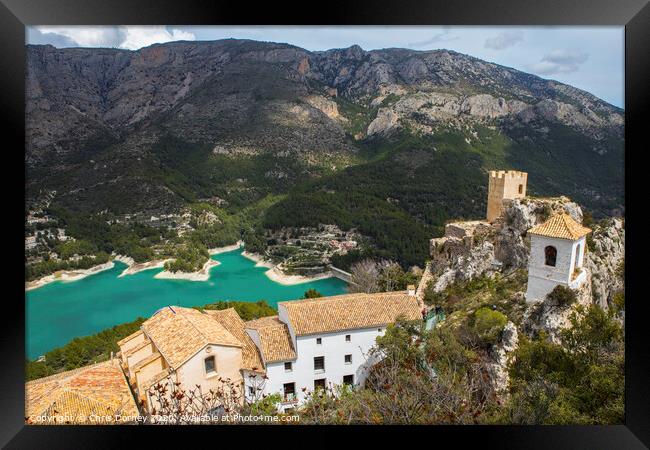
[525,213,592,302]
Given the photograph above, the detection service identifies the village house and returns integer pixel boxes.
[117,291,422,414]
[117,305,254,413]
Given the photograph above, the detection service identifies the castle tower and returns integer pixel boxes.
[524,213,592,302]
[487,170,528,223]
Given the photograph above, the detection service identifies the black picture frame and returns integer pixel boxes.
[1,0,647,447]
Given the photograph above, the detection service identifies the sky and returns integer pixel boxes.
[27,26,624,108]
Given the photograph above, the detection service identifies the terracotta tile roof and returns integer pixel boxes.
[528,213,592,240]
[117,329,143,347]
[278,291,422,336]
[25,360,139,424]
[142,306,241,370]
[204,308,265,372]
[245,316,296,364]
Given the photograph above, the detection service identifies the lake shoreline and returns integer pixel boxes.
[241,250,335,285]
[154,259,221,281]
[209,241,244,255]
[25,261,116,292]
[26,245,334,291]
[264,266,335,286]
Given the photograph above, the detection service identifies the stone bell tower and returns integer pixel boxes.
[487,170,528,223]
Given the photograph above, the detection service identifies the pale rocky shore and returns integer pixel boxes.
[209,241,244,255]
[264,266,335,286]
[116,256,172,278]
[241,250,334,285]
[154,259,221,281]
[25,261,115,291]
[26,242,335,291]
[241,250,275,268]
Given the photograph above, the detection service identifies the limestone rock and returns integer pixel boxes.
[367,108,400,136]
[586,218,625,309]
[488,321,519,394]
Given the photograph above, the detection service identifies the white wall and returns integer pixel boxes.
[256,327,387,411]
[177,345,243,400]
[526,235,586,302]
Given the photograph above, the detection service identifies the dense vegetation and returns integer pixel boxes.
[25,252,111,281]
[199,300,277,321]
[297,299,624,425]
[501,304,624,424]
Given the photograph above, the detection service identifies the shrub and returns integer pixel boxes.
[546,285,577,308]
[472,307,508,346]
[304,289,323,299]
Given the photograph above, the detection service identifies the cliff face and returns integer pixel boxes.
[430,196,624,343]
[430,196,583,292]
[26,40,623,216]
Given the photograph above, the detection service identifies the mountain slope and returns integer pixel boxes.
[26,40,624,266]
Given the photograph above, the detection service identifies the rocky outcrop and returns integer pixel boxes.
[488,321,519,394]
[304,95,342,120]
[367,108,400,135]
[586,218,625,309]
[493,196,582,269]
[429,196,583,292]
[521,270,593,343]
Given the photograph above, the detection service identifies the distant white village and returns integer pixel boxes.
[26,169,593,422]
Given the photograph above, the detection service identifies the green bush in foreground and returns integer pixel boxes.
[471,307,508,346]
[546,285,577,308]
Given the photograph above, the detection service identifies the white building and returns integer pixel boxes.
[525,213,592,302]
[244,291,422,411]
[118,291,423,414]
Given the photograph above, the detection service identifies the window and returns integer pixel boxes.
[345,334,351,342]
[316,337,322,345]
[314,378,326,390]
[204,356,216,374]
[283,382,296,401]
[343,375,354,385]
[378,328,383,333]
[574,243,581,268]
[314,356,325,372]
[344,354,352,364]
[544,246,557,267]
[518,184,523,194]
[248,386,255,396]
[284,361,293,372]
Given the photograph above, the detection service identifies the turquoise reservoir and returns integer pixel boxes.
[25,249,348,359]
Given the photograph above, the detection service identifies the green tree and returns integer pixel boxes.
[303,289,323,299]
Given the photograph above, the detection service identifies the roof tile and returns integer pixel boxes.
[528,213,591,240]
[278,291,422,336]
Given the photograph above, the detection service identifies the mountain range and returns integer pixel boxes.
[25,39,624,265]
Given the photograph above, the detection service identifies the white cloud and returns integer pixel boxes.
[408,29,458,48]
[36,26,124,48]
[484,31,524,50]
[119,27,195,50]
[529,49,589,75]
[33,26,195,50]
